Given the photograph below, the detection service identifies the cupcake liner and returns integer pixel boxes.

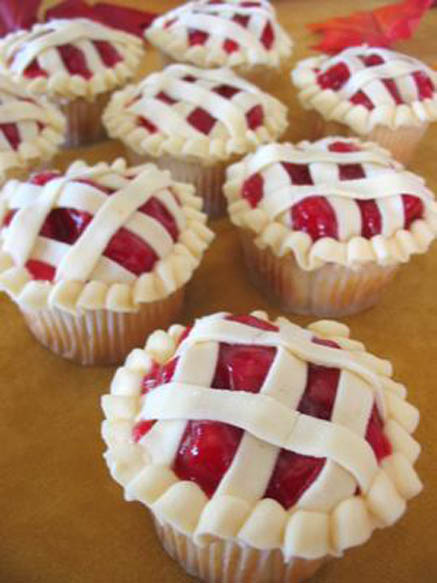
[312,115,428,165]
[153,517,326,583]
[20,288,184,366]
[126,148,228,218]
[60,92,110,148]
[239,230,399,317]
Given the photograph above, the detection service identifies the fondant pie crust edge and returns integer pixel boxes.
[102,67,289,165]
[0,159,214,314]
[0,19,145,100]
[291,54,437,135]
[224,139,437,271]
[101,312,422,561]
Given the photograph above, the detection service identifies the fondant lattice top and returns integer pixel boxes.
[0,19,144,99]
[146,0,292,69]
[292,46,437,133]
[225,137,437,269]
[102,312,422,559]
[103,64,288,163]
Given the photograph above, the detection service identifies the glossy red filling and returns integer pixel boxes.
[139,83,263,135]
[133,315,392,508]
[2,171,180,282]
[317,53,435,109]
[23,40,121,79]
[0,122,20,150]
[240,142,425,241]
[186,11,275,55]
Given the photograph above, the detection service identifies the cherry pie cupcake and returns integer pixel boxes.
[103,64,288,217]
[291,46,437,164]
[145,0,292,96]
[0,159,213,365]
[0,75,65,184]
[102,311,422,583]
[0,18,144,148]
[224,137,437,317]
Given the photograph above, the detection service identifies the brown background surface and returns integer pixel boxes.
[1,1,436,582]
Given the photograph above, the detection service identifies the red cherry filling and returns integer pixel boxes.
[358,200,382,238]
[58,44,92,79]
[338,163,365,181]
[350,90,375,110]
[260,21,274,50]
[156,91,177,105]
[223,38,239,54]
[213,84,240,99]
[25,260,56,281]
[173,421,243,497]
[93,40,122,67]
[246,104,264,130]
[138,117,158,133]
[282,162,313,185]
[188,29,208,47]
[403,194,424,229]
[8,173,181,282]
[328,141,361,153]
[317,62,350,90]
[187,107,216,135]
[242,172,264,207]
[413,71,435,99]
[317,52,434,107]
[0,123,20,150]
[382,78,403,105]
[291,196,339,241]
[366,404,392,462]
[23,59,48,78]
[132,315,392,507]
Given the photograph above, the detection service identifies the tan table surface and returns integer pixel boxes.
[1,1,437,582]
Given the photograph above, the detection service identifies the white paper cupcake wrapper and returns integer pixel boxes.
[154,516,326,583]
[240,230,399,317]
[21,287,184,365]
[60,92,110,148]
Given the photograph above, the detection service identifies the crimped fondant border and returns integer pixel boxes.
[291,52,437,134]
[224,139,437,271]
[0,19,145,100]
[101,312,422,560]
[102,65,289,165]
[0,77,66,182]
[0,158,214,314]
[145,3,292,70]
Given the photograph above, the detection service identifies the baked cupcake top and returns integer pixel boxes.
[102,310,422,559]
[0,75,65,183]
[0,159,213,313]
[0,18,145,100]
[224,137,437,270]
[103,64,288,164]
[291,45,437,134]
[145,0,292,70]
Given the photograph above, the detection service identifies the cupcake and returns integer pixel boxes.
[291,45,437,164]
[103,64,288,217]
[224,137,437,317]
[0,158,213,365]
[0,18,144,148]
[102,310,422,583]
[0,74,65,184]
[145,0,292,96]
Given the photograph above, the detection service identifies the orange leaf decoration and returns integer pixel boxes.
[308,0,433,54]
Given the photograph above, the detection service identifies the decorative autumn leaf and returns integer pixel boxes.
[45,0,157,37]
[308,0,433,54]
[0,0,42,37]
